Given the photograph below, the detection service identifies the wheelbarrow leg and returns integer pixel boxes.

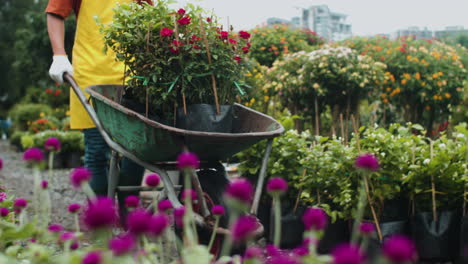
[250,138,274,215]
[107,150,120,199]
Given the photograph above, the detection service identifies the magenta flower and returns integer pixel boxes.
[41,180,48,189]
[211,205,225,216]
[45,137,61,152]
[359,222,375,236]
[177,16,191,26]
[83,197,118,230]
[332,243,365,264]
[109,233,136,256]
[302,207,328,231]
[70,241,79,250]
[14,198,28,209]
[70,167,91,188]
[266,177,288,196]
[244,246,263,260]
[239,30,251,39]
[177,152,200,170]
[355,153,380,171]
[157,199,173,213]
[174,206,185,227]
[148,213,170,237]
[219,31,229,39]
[181,189,197,201]
[68,203,81,213]
[382,235,416,263]
[82,251,102,264]
[232,215,258,243]
[23,147,44,163]
[225,178,254,204]
[160,27,173,37]
[0,208,9,217]
[265,244,281,257]
[59,232,76,243]
[145,173,161,187]
[0,192,6,202]
[0,158,3,170]
[126,209,151,235]
[266,255,301,264]
[124,196,139,208]
[48,224,63,233]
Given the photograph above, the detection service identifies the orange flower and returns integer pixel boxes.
[444,93,451,99]
[401,79,407,85]
[415,72,421,80]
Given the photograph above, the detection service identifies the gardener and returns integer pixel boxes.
[45,0,152,218]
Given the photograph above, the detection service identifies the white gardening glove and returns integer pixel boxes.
[48,55,74,84]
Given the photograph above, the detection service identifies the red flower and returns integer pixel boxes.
[169,40,182,54]
[45,89,52,94]
[399,47,407,53]
[206,17,212,22]
[234,56,241,63]
[54,90,61,96]
[189,34,200,44]
[193,45,200,50]
[229,38,237,44]
[219,31,229,39]
[177,16,191,26]
[160,27,173,37]
[242,46,249,54]
[177,8,186,15]
[239,30,251,39]
[246,42,251,48]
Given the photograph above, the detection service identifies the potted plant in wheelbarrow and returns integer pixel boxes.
[100,0,250,133]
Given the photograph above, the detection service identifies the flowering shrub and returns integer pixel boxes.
[101,1,250,116]
[28,118,58,133]
[249,24,323,67]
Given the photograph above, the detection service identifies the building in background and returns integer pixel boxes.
[434,26,468,39]
[301,5,352,41]
[395,26,433,39]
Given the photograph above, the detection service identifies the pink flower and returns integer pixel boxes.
[41,180,48,189]
[211,205,225,216]
[234,56,241,63]
[145,173,161,187]
[266,177,288,196]
[232,215,258,243]
[82,251,102,264]
[160,27,174,37]
[219,31,229,39]
[355,153,380,171]
[45,137,61,152]
[177,16,191,26]
[177,8,186,15]
[148,213,170,236]
[239,30,251,39]
[181,189,197,202]
[225,178,253,204]
[68,203,81,213]
[59,232,76,243]
[109,233,136,256]
[244,246,263,260]
[23,148,44,163]
[0,192,6,202]
[70,167,91,188]
[124,195,139,208]
[382,235,416,263]
[174,206,185,227]
[127,209,152,235]
[359,222,375,236]
[332,243,365,264]
[83,197,118,230]
[177,152,200,170]
[157,199,173,212]
[0,208,9,217]
[48,224,63,233]
[302,207,328,231]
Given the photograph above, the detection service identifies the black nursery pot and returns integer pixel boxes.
[317,219,351,254]
[412,211,461,262]
[278,210,306,249]
[458,215,468,263]
[366,220,409,261]
[65,151,83,168]
[176,104,235,133]
[46,152,65,169]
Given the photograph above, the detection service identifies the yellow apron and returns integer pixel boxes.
[70,0,131,129]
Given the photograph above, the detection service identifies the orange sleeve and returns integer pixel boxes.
[45,0,81,19]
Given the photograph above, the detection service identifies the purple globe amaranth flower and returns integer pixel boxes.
[68,203,81,213]
[145,173,161,187]
[109,233,136,256]
[70,241,79,250]
[332,243,365,264]
[232,215,258,243]
[359,222,375,236]
[244,246,263,260]
[82,251,102,264]
[266,177,288,196]
[59,232,76,243]
[48,224,63,233]
[265,244,281,257]
[0,192,6,202]
[157,199,173,213]
[41,180,48,189]
[211,205,225,216]
[225,178,254,204]
[302,207,328,231]
[266,255,301,264]
[355,153,380,171]
[177,152,200,170]
[83,197,118,230]
[124,195,139,209]
[174,206,185,227]
[0,208,9,217]
[0,158,3,170]
[126,209,151,235]
[181,189,197,201]
[70,167,92,188]
[45,137,61,152]
[382,235,416,263]
[148,213,170,237]
[14,198,28,209]
[23,147,44,163]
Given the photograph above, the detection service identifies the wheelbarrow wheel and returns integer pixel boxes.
[177,161,230,258]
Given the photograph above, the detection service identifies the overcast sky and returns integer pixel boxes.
[177,0,468,36]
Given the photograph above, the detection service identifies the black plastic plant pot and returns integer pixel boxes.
[458,215,468,263]
[46,152,65,169]
[65,151,83,168]
[278,212,305,249]
[317,219,351,254]
[366,220,409,261]
[412,211,460,262]
[177,104,235,133]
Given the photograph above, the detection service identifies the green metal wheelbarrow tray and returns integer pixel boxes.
[65,74,283,217]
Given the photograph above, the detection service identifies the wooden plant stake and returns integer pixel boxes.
[314,97,320,136]
[199,18,220,115]
[173,14,187,115]
[293,169,307,214]
[340,113,346,145]
[352,115,383,241]
[430,140,438,222]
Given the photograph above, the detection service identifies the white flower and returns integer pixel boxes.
[423,159,431,165]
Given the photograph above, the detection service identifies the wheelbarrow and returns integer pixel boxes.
[64,73,284,247]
